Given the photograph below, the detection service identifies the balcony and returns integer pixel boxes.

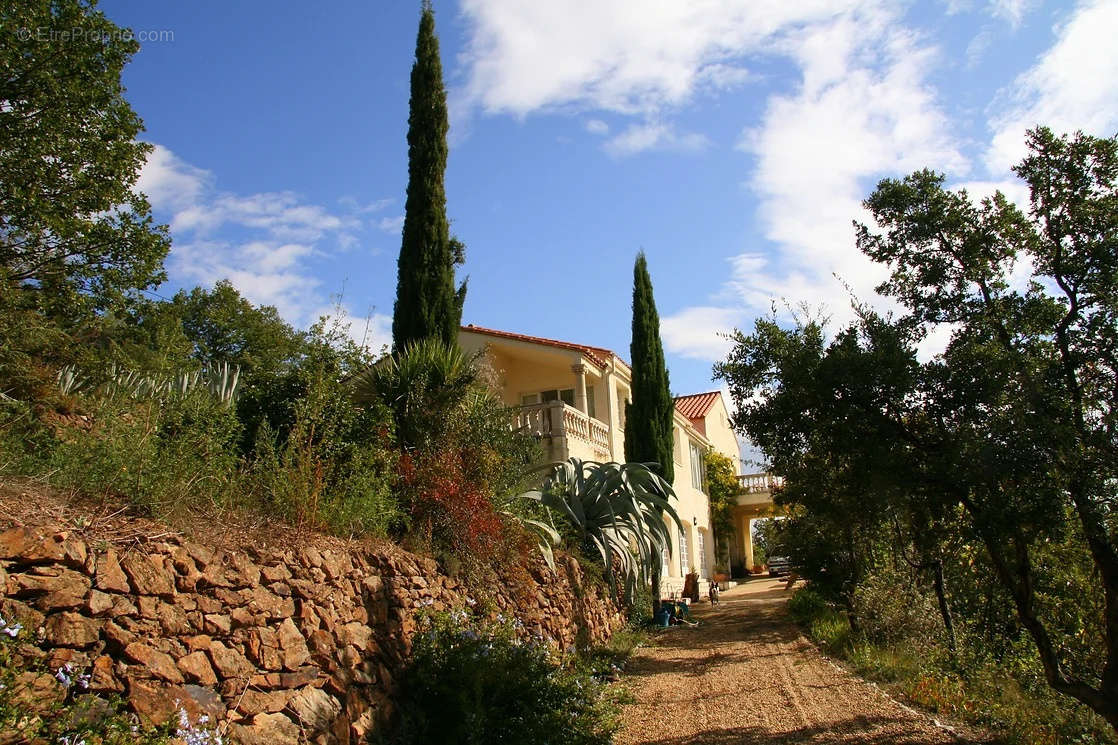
[513,400,611,460]
[738,473,783,493]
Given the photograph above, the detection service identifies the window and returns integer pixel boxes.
[661,544,669,577]
[690,441,705,491]
[585,385,596,419]
[697,530,707,577]
[678,527,690,574]
[540,388,575,406]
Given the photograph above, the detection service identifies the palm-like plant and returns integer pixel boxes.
[518,458,683,603]
[349,337,478,451]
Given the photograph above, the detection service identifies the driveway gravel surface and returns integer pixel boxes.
[616,578,971,745]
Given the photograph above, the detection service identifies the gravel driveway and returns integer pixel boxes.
[616,578,969,745]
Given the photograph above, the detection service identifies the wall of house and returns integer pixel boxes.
[0,524,624,745]
[663,415,715,592]
[701,398,743,475]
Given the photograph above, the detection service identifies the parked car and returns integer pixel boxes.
[767,556,792,577]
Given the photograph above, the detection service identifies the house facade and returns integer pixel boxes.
[459,324,746,594]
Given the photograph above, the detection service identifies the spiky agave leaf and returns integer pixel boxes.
[528,458,684,605]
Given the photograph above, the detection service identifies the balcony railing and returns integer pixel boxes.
[738,473,784,493]
[513,400,611,458]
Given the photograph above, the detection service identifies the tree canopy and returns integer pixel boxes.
[717,127,1118,732]
[0,0,169,310]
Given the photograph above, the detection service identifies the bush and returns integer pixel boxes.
[852,566,944,647]
[388,610,621,745]
[44,388,243,517]
[250,350,400,537]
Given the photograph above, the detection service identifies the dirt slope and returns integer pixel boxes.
[616,579,974,745]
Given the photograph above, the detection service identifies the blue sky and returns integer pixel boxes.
[107,0,1118,399]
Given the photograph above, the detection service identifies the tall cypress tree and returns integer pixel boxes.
[625,252,675,615]
[392,1,465,352]
[625,252,675,483]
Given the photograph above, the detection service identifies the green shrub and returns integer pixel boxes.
[388,610,622,745]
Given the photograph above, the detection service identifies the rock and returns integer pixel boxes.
[121,553,175,596]
[109,594,138,617]
[94,550,130,593]
[157,602,191,635]
[0,527,62,562]
[183,541,214,567]
[228,712,300,745]
[177,651,218,686]
[89,654,123,692]
[87,589,114,615]
[231,606,259,628]
[11,671,66,710]
[124,642,184,683]
[11,566,90,609]
[203,613,231,635]
[248,585,293,618]
[338,621,372,650]
[236,688,292,716]
[181,683,225,724]
[207,640,254,679]
[277,617,310,670]
[44,611,100,647]
[246,627,282,670]
[261,564,291,582]
[185,634,212,652]
[288,686,341,733]
[127,676,183,727]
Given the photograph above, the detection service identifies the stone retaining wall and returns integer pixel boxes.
[0,525,624,743]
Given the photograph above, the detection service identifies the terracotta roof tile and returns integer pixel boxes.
[460,325,625,370]
[674,391,722,421]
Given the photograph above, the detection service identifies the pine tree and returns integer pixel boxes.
[625,252,675,616]
[392,1,465,352]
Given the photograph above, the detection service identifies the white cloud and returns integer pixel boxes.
[585,119,609,136]
[135,144,211,212]
[986,0,1118,174]
[662,6,967,360]
[139,144,381,326]
[458,0,862,117]
[376,215,405,234]
[661,306,740,360]
[988,0,1036,27]
[603,120,710,156]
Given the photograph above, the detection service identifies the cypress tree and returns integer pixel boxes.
[625,252,675,483]
[625,252,675,616]
[392,1,465,352]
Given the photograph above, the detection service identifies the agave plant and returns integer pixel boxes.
[55,365,92,396]
[518,458,683,603]
[100,362,240,407]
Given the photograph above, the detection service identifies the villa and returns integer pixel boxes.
[459,324,774,594]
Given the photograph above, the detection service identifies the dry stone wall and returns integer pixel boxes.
[0,525,624,744]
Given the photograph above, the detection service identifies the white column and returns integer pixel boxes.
[572,363,588,414]
[604,370,619,457]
